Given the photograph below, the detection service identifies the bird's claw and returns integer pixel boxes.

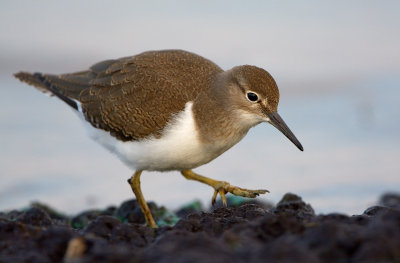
[211,181,269,206]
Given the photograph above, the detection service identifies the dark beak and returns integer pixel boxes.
[267,112,304,151]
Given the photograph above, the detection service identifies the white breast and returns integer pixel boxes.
[79,102,217,171]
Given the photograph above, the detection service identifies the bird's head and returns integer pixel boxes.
[218,65,303,151]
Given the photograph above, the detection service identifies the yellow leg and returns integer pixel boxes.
[127,170,158,228]
[181,169,269,206]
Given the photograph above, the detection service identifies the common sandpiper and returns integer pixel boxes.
[15,49,303,228]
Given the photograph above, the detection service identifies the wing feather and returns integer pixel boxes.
[19,50,223,141]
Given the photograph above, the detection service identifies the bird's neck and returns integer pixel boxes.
[192,91,251,147]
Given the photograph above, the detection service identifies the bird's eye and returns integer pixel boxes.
[246,92,259,102]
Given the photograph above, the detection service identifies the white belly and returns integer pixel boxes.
[80,102,223,171]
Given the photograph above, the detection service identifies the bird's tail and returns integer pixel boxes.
[14,71,92,111]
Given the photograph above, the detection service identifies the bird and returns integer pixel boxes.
[15,49,303,228]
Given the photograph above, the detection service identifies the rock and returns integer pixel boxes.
[83,215,155,247]
[211,195,274,210]
[352,208,400,262]
[175,200,203,218]
[30,202,68,221]
[274,193,315,219]
[16,207,53,227]
[71,210,106,229]
[175,204,266,237]
[115,199,145,224]
[1,193,400,263]
[115,199,179,226]
[379,192,400,209]
[139,231,239,263]
[2,210,22,221]
[363,205,394,216]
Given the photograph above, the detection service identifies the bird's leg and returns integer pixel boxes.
[181,169,269,206]
[127,170,158,228]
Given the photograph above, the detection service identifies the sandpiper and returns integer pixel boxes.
[15,49,303,228]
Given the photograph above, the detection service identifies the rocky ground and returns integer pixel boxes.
[0,193,399,263]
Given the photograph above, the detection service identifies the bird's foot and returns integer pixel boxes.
[211,181,269,206]
[181,169,268,207]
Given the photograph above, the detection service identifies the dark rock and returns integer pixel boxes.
[30,202,68,221]
[379,192,400,209]
[83,215,155,247]
[318,213,349,222]
[349,214,370,225]
[219,210,304,256]
[103,205,117,215]
[152,205,180,226]
[83,215,122,240]
[211,195,274,210]
[74,244,138,263]
[175,204,266,237]
[274,193,315,219]
[0,218,70,263]
[2,210,22,221]
[140,230,241,263]
[34,226,74,262]
[352,209,400,262]
[250,236,320,263]
[16,207,53,227]
[363,205,395,216]
[115,199,145,224]
[175,200,203,218]
[301,221,363,263]
[71,208,114,229]
[1,193,400,263]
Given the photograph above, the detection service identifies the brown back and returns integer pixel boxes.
[16,50,223,141]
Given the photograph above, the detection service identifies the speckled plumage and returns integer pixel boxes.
[16,50,223,141]
[15,49,298,170]
[15,49,303,168]
[15,49,303,228]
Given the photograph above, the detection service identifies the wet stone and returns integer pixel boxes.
[274,193,315,219]
[2,210,23,221]
[175,200,203,218]
[174,204,266,237]
[115,199,145,224]
[211,195,274,210]
[363,205,395,216]
[83,215,155,247]
[379,193,400,210]
[16,207,53,227]
[70,208,116,229]
[139,230,240,263]
[0,192,399,263]
[30,202,68,221]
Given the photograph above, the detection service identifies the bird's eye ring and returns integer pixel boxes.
[246,92,259,102]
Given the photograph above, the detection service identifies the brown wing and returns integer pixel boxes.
[80,50,223,141]
[17,50,223,141]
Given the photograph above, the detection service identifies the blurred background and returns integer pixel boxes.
[1,0,399,215]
